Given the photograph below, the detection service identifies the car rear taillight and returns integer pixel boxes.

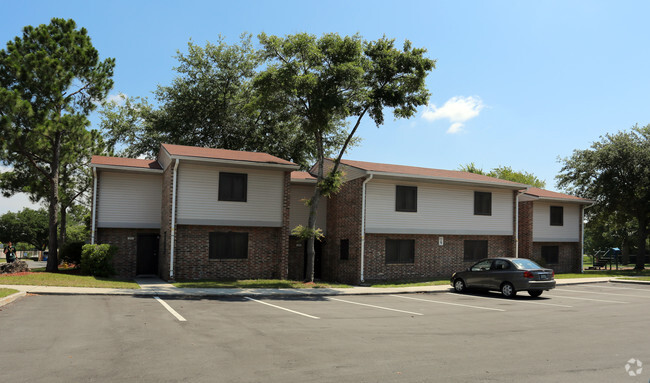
[552,270,555,277]
[523,271,534,279]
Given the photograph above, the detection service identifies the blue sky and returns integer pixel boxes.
[1,0,649,214]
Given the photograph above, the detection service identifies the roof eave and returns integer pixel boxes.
[367,171,528,190]
[168,154,300,170]
[91,164,163,174]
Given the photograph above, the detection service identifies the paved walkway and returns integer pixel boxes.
[2,277,647,303]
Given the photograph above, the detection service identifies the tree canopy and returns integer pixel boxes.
[557,124,650,269]
[458,163,546,188]
[0,18,114,271]
[100,35,320,168]
[255,32,435,281]
[0,208,49,251]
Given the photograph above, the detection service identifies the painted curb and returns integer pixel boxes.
[0,291,26,307]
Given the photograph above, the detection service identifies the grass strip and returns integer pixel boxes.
[173,279,350,289]
[0,288,19,299]
[0,272,139,289]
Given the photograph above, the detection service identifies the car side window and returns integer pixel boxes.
[492,260,510,270]
[471,260,493,271]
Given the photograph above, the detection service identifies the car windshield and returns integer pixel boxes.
[510,258,542,270]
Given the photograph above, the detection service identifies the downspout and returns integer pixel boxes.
[169,159,180,280]
[91,167,98,244]
[360,174,373,283]
[515,192,519,258]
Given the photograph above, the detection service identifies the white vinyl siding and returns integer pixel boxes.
[289,184,327,234]
[176,163,284,227]
[97,171,162,228]
[533,202,580,242]
[365,179,513,235]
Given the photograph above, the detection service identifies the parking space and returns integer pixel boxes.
[2,283,650,382]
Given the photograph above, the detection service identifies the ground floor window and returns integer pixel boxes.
[209,232,248,259]
[541,245,559,264]
[464,240,488,261]
[385,239,415,264]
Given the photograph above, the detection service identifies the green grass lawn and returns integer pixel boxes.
[0,288,19,298]
[173,279,351,289]
[0,269,140,289]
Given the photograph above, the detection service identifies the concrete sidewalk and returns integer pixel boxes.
[2,277,646,303]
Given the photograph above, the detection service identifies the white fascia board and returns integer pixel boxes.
[169,155,299,171]
[91,164,163,174]
[368,171,528,190]
[533,196,594,205]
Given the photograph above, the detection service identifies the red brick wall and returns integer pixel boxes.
[97,228,160,278]
[173,225,284,280]
[159,163,174,279]
[323,177,364,284]
[363,234,513,282]
[288,236,305,280]
[531,242,581,273]
[277,171,291,279]
[518,201,534,259]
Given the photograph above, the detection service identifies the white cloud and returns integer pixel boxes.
[422,96,485,134]
[105,93,128,105]
[447,122,464,134]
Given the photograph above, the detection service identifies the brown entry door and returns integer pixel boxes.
[137,234,159,275]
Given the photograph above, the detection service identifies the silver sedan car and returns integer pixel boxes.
[450,258,556,297]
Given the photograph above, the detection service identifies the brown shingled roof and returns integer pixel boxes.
[162,143,297,167]
[91,155,162,170]
[291,171,316,181]
[340,159,527,188]
[524,187,592,203]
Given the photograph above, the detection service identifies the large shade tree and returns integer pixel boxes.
[557,124,650,270]
[0,208,49,251]
[100,35,320,168]
[255,33,435,282]
[0,18,114,271]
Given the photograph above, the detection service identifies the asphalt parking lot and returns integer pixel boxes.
[1,283,650,383]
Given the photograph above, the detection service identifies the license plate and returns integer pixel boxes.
[540,274,549,280]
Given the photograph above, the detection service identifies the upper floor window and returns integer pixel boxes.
[219,172,247,202]
[396,185,417,212]
[474,191,492,216]
[550,206,563,226]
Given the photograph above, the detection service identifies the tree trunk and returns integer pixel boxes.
[46,132,61,272]
[304,154,325,283]
[59,205,67,247]
[634,215,648,270]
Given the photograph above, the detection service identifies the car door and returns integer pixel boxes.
[465,259,494,288]
[488,259,512,290]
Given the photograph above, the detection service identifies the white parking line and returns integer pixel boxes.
[154,296,187,322]
[545,294,629,304]
[244,297,320,319]
[556,288,650,299]
[445,293,573,308]
[394,294,506,312]
[582,284,650,292]
[329,297,424,316]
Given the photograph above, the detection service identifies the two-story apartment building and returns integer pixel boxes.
[518,187,592,272]
[91,144,591,282]
[91,143,299,280]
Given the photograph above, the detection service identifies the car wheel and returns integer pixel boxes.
[453,279,466,293]
[529,290,543,298]
[501,282,516,298]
